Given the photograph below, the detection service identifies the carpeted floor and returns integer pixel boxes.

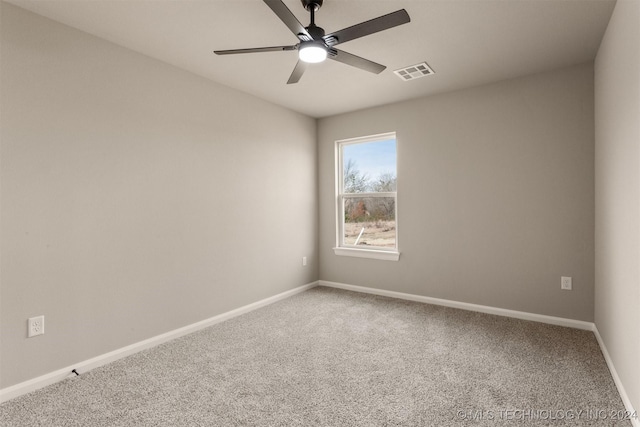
[0,286,631,426]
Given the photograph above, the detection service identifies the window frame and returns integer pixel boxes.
[334,132,400,261]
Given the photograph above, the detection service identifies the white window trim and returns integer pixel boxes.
[334,132,400,261]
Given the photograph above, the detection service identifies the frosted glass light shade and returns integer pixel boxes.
[299,44,327,63]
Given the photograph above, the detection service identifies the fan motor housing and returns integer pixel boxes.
[306,24,325,39]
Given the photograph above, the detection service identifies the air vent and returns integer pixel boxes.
[393,62,435,81]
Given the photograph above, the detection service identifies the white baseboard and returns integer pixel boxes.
[0,281,319,404]
[319,280,594,330]
[592,326,640,427]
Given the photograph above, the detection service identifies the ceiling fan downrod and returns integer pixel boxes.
[301,0,324,39]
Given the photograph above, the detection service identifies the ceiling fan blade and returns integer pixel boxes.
[263,0,312,41]
[328,49,386,74]
[214,45,297,55]
[323,9,410,46]
[287,60,307,84]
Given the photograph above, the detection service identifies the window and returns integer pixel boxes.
[334,132,399,261]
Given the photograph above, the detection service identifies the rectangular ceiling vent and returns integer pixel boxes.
[393,62,435,81]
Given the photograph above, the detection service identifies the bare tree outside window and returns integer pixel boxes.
[343,159,369,193]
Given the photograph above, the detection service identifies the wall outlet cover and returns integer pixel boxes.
[28,315,45,337]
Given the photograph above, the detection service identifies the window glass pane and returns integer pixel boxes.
[343,197,396,248]
[343,139,396,193]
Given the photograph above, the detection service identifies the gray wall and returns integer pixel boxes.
[0,3,317,388]
[319,64,595,321]
[594,0,640,415]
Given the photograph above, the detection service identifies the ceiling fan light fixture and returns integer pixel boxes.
[299,42,327,63]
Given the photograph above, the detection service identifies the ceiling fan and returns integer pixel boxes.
[214,0,410,84]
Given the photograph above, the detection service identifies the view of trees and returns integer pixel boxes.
[343,159,396,223]
[343,159,396,193]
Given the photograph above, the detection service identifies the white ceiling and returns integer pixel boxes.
[8,0,616,118]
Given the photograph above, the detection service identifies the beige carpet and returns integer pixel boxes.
[0,286,631,426]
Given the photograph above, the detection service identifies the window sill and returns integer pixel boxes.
[333,247,400,261]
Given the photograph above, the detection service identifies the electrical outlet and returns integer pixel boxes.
[561,276,572,291]
[28,315,45,337]
[302,256,307,266]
